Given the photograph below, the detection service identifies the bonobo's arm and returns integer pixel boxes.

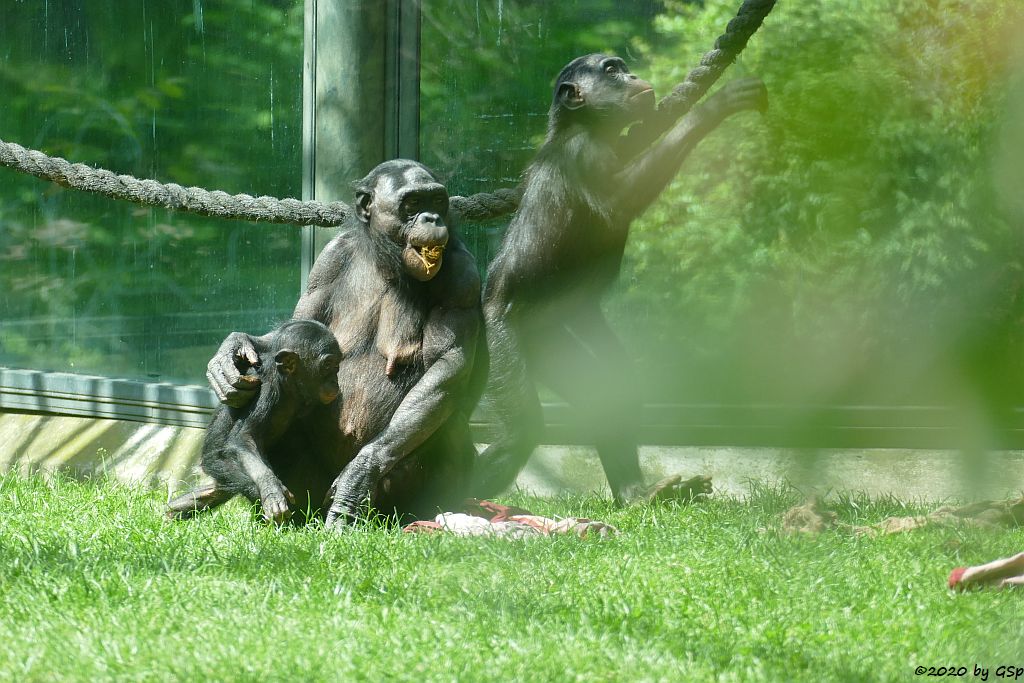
[227,429,294,524]
[325,255,481,526]
[291,234,349,323]
[207,236,346,406]
[613,78,767,222]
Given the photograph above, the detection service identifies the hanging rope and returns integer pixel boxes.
[0,138,522,225]
[622,0,777,151]
[0,0,774,226]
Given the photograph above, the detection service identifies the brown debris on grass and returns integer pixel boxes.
[780,497,1024,536]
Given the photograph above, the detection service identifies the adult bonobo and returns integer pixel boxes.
[204,160,484,526]
[473,54,767,504]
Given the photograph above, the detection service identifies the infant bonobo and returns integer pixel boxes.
[167,319,341,523]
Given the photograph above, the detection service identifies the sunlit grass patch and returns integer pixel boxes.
[0,472,1021,682]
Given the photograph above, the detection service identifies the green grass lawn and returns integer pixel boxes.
[1,472,1022,682]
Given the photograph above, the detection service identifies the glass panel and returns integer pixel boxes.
[420,0,1024,423]
[0,0,305,384]
[420,0,664,265]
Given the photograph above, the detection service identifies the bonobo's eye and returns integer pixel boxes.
[605,59,629,76]
[402,196,421,219]
[320,354,341,377]
[404,192,447,219]
[429,193,449,217]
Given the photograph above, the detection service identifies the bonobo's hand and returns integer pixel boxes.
[258,478,295,525]
[206,332,261,408]
[323,454,379,529]
[703,77,768,118]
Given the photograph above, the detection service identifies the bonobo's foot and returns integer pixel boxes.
[166,484,233,520]
[628,474,713,505]
[258,479,295,524]
[949,552,1024,590]
[705,77,768,118]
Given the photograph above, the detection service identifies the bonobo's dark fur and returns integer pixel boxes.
[167,319,341,523]
[473,54,767,503]
[198,160,484,526]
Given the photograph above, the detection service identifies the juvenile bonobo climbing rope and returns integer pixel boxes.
[0,0,775,225]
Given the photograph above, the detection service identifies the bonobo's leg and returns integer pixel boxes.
[422,414,476,513]
[373,416,475,522]
[203,442,295,524]
[530,312,712,504]
[273,410,344,523]
[471,312,544,499]
[525,311,645,504]
[166,484,233,520]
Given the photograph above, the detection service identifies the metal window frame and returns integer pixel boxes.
[4,362,1024,448]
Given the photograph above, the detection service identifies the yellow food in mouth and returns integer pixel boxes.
[415,245,444,273]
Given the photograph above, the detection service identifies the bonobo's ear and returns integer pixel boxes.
[355,190,373,223]
[557,82,585,111]
[274,349,300,375]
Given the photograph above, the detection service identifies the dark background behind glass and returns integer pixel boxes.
[0,0,304,384]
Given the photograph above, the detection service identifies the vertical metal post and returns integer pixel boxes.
[385,0,422,161]
[300,0,318,291]
[300,0,422,292]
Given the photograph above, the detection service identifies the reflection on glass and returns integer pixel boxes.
[420,0,1024,440]
[0,0,305,384]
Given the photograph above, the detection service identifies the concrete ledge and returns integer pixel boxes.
[0,411,205,488]
[516,445,1024,501]
[3,411,1024,502]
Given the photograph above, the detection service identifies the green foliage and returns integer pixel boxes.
[0,0,304,382]
[1,472,1023,680]
[608,0,1024,405]
[423,0,1024,409]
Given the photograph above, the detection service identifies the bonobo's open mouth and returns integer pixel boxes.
[416,244,444,274]
[630,87,655,109]
[403,242,446,281]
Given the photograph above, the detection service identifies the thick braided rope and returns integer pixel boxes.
[0,0,770,226]
[0,137,520,225]
[451,186,523,221]
[0,137,350,226]
[623,0,776,150]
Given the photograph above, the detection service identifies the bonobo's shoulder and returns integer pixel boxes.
[321,228,360,259]
[431,237,481,309]
[532,130,615,174]
[305,229,358,286]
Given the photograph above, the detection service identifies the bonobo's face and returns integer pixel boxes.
[312,351,342,404]
[356,161,450,282]
[554,54,655,125]
[274,321,342,405]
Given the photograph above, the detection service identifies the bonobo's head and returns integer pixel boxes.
[549,53,655,134]
[271,320,342,406]
[354,160,450,282]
